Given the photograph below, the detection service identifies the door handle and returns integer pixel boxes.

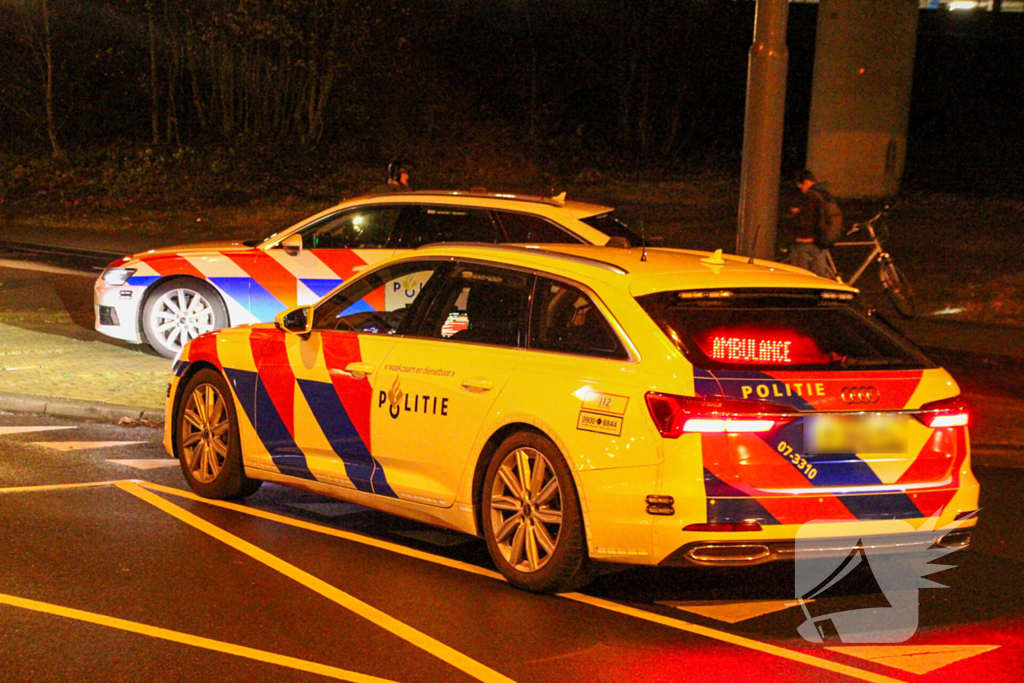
[461,377,494,393]
[344,362,375,379]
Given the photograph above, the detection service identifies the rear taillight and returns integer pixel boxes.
[645,393,793,439]
[915,396,969,428]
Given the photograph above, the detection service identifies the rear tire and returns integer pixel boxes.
[879,259,917,318]
[143,278,228,359]
[174,368,262,500]
[481,432,591,593]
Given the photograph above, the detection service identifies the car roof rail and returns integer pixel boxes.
[392,189,585,208]
[414,242,629,275]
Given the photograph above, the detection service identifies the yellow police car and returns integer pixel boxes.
[164,243,978,593]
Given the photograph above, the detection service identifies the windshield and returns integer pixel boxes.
[637,290,934,371]
[581,212,643,247]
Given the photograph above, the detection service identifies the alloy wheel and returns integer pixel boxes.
[180,382,230,483]
[488,446,564,573]
[151,288,216,353]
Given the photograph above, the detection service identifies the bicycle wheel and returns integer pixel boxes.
[879,258,917,318]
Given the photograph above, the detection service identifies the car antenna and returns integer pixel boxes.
[640,221,648,262]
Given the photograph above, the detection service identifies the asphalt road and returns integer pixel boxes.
[1,244,1023,681]
[0,414,1021,683]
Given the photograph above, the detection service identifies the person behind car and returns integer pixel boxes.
[369,158,413,194]
[783,168,834,279]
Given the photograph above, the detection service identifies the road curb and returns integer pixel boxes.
[0,391,164,425]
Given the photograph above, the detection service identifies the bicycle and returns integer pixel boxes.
[823,205,917,318]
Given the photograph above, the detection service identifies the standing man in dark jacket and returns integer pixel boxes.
[784,169,835,278]
[368,158,413,194]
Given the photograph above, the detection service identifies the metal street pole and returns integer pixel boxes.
[736,0,789,260]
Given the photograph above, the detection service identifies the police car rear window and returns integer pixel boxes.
[580,213,643,247]
[636,290,934,371]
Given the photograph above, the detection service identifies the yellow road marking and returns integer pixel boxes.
[0,480,131,494]
[661,599,810,624]
[0,479,924,682]
[137,481,908,682]
[561,593,906,683]
[0,592,400,683]
[117,482,516,683]
[136,481,504,581]
[827,645,1001,675]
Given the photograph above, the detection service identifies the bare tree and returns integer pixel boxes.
[147,0,160,144]
[2,0,66,158]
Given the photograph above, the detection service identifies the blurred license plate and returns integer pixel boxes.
[804,414,908,454]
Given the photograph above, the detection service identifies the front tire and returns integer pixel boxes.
[879,258,917,318]
[174,368,261,500]
[481,432,590,593]
[143,278,228,359]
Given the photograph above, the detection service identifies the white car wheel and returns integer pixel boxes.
[143,279,228,358]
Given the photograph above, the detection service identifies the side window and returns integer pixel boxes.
[530,278,628,359]
[311,260,447,334]
[496,211,582,244]
[417,265,531,348]
[388,206,500,248]
[300,207,400,250]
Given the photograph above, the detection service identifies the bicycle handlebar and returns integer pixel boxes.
[850,209,886,234]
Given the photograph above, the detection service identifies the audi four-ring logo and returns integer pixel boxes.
[840,386,880,404]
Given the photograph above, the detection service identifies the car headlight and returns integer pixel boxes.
[102,268,137,286]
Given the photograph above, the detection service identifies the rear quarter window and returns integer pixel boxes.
[496,211,582,244]
[637,290,934,371]
[580,212,642,247]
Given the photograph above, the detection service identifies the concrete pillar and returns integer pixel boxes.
[806,0,919,198]
[737,0,790,259]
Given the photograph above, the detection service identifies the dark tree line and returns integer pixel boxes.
[0,0,766,166]
[1,0,404,152]
[1,1,1020,175]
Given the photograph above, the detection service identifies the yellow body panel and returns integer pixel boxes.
[164,244,979,570]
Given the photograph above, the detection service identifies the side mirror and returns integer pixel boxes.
[282,233,303,256]
[275,305,313,335]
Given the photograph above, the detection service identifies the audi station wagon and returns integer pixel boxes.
[164,244,978,593]
[95,191,636,358]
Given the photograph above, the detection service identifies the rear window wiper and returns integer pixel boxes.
[839,357,905,368]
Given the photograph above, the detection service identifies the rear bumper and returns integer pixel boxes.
[659,528,973,567]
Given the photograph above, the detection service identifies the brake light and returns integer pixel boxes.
[683,418,777,433]
[929,414,968,428]
[915,396,969,428]
[645,393,793,439]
